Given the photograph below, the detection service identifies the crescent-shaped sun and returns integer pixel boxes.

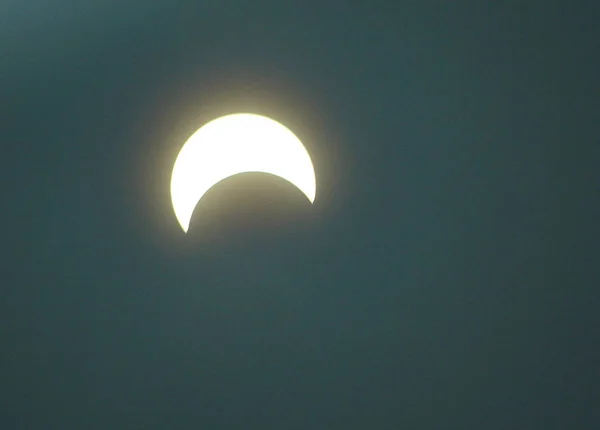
[170,113,316,233]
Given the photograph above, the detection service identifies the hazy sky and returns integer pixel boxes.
[2,2,599,428]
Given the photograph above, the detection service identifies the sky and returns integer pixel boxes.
[2,1,599,428]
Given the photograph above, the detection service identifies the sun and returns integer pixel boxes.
[170,113,316,233]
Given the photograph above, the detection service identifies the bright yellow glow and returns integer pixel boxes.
[170,113,316,233]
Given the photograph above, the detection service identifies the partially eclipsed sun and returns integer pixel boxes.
[170,113,316,233]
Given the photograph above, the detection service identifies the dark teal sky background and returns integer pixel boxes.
[2,2,599,428]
